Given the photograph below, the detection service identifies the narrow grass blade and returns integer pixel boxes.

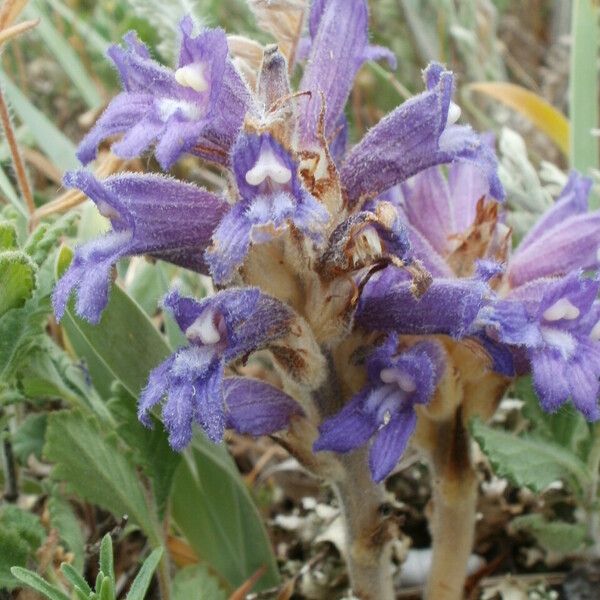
[0,163,28,217]
[26,2,102,109]
[570,0,599,176]
[0,72,78,172]
[44,0,110,56]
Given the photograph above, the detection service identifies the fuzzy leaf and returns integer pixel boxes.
[517,377,593,460]
[0,505,45,550]
[99,535,115,587]
[511,514,588,554]
[172,565,227,600]
[43,410,156,536]
[50,494,86,574]
[0,531,30,589]
[171,444,279,590]
[60,564,92,595]
[0,250,37,316]
[56,246,171,399]
[0,222,17,249]
[10,567,71,600]
[470,418,591,494]
[125,547,164,600]
[12,413,47,463]
[109,383,181,519]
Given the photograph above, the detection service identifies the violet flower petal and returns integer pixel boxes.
[162,288,295,361]
[298,0,368,145]
[313,388,379,453]
[340,63,504,206]
[53,171,228,323]
[509,211,600,288]
[369,408,417,482]
[403,166,453,255]
[358,269,488,338]
[224,377,303,435]
[518,171,592,252]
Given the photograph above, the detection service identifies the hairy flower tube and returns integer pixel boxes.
[52,1,600,599]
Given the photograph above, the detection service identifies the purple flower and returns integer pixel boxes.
[53,171,228,324]
[138,288,299,448]
[357,267,489,339]
[298,0,395,147]
[314,336,444,482]
[481,272,600,420]
[205,132,329,284]
[340,64,504,206]
[507,173,600,287]
[77,19,251,169]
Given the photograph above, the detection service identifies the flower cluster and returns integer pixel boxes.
[54,0,600,483]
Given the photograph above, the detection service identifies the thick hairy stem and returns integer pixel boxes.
[332,448,395,600]
[425,408,477,600]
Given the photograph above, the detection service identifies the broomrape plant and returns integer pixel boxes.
[51,1,600,598]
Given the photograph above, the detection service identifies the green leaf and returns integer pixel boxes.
[0,222,17,249]
[511,514,588,554]
[570,0,599,179]
[56,246,171,399]
[471,418,592,494]
[109,383,181,518]
[43,410,157,537]
[0,505,45,550]
[44,0,111,56]
[50,494,86,574]
[12,413,47,463]
[125,547,163,600]
[98,573,114,600]
[60,563,92,595]
[124,260,172,316]
[0,250,37,316]
[0,166,27,218]
[0,531,30,589]
[172,565,227,600]
[99,535,115,586]
[171,444,279,591]
[0,73,78,172]
[517,377,592,460]
[0,297,48,383]
[26,2,102,109]
[10,567,71,600]
[24,214,77,268]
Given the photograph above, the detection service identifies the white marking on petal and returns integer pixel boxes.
[543,298,580,321]
[446,102,461,126]
[245,147,292,186]
[156,98,203,122]
[96,200,120,220]
[596,246,600,263]
[591,320,600,341]
[380,368,416,393]
[175,63,208,93]
[186,310,221,345]
[540,326,576,359]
